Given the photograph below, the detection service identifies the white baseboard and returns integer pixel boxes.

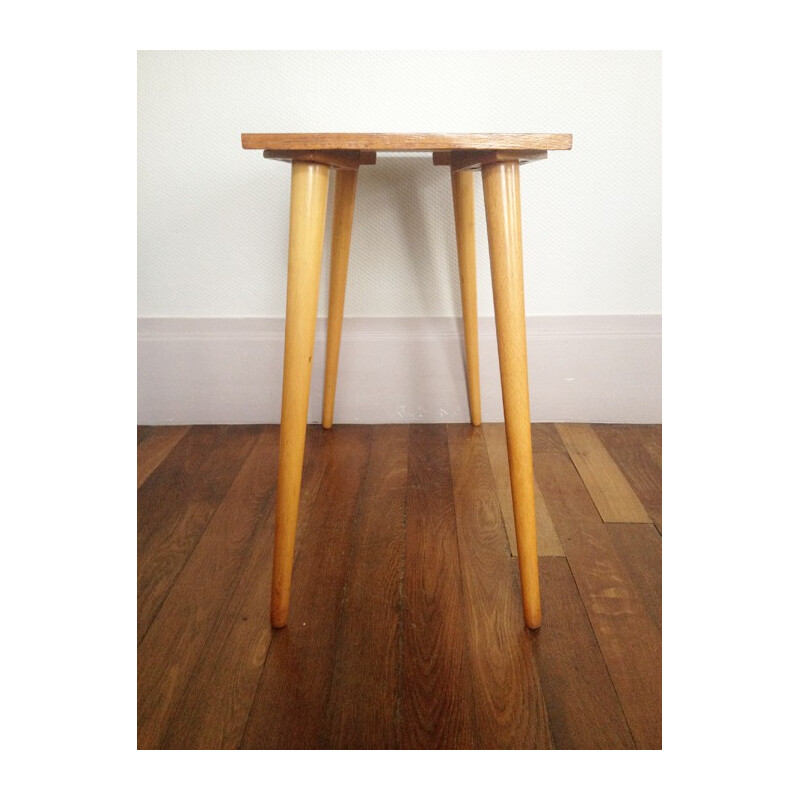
[137,315,661,425]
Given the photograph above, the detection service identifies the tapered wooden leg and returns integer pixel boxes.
[272,160,330,628]
[451,167,482,426]
[481,159,541,629]
[322,167,358,429]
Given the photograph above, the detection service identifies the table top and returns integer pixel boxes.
[241,132,572,152]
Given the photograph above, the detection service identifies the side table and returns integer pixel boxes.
[241,133,573,629]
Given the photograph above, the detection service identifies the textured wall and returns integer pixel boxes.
[138,51,661,318]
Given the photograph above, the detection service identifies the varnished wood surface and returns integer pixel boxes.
[242,132,573,152]
[401,424,475,748]
[606,523,662,631]
[272,161,330,628]
[242,426,372,748]
[137,426,255,554]
[137,426,261,643]
[450,169,481,426]
[138,426,279,747]
[160,428,327,749]
[447,425,551,748]
[536,558,636,749]
[556,423,651,523]
[137,425,189,488]
[483,160,541,628]
[261,149,376,168]
[534,451,662,749]
[435,149,548,171]
[323,426,408,748]
[483,423,563,557]
[593,424,663,530]
[322,167,359,429]
[138,422,661,750]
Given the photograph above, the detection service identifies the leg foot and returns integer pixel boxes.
[272,160,330,628]
[481,159,541,629]
[451,167,482,426]
[322,167,358,429]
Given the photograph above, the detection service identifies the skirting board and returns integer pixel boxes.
[137,315,661,425]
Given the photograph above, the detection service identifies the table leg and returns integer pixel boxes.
[322,167,359,429]
[451,167,482,426]
[481,159,541,629]
[272,160,330,628]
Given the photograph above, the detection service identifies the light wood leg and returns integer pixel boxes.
[451,167,482,426]
[322,167,358,429]
[272,160,330,628]
[481,159,541,629]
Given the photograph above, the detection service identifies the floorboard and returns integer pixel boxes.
[535,557,635,749]
[137,426,261,643]
[137,425,190,489]
[535,452,662,749]
[448,424,552,749]
[400,424,476,749]
[483,423,564,557]
[239,426,372,749]
[322,426,408,749]
[159,427,327,749]
[138,422,662,750]
[593,424,662,531]
[137,425,257,555]
[606,523,662,631]
[137,426,279,748]
[532,423,569,455]
[556,424,651,523]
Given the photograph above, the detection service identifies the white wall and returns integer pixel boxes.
[137,51,661,320]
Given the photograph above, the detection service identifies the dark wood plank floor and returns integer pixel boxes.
[138,422,661,750]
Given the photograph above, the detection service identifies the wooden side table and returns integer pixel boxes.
[241,133,573,629]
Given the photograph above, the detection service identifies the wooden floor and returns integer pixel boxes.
[138,422,661,750]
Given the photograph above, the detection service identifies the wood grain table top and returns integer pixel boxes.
[241,132,573,152]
